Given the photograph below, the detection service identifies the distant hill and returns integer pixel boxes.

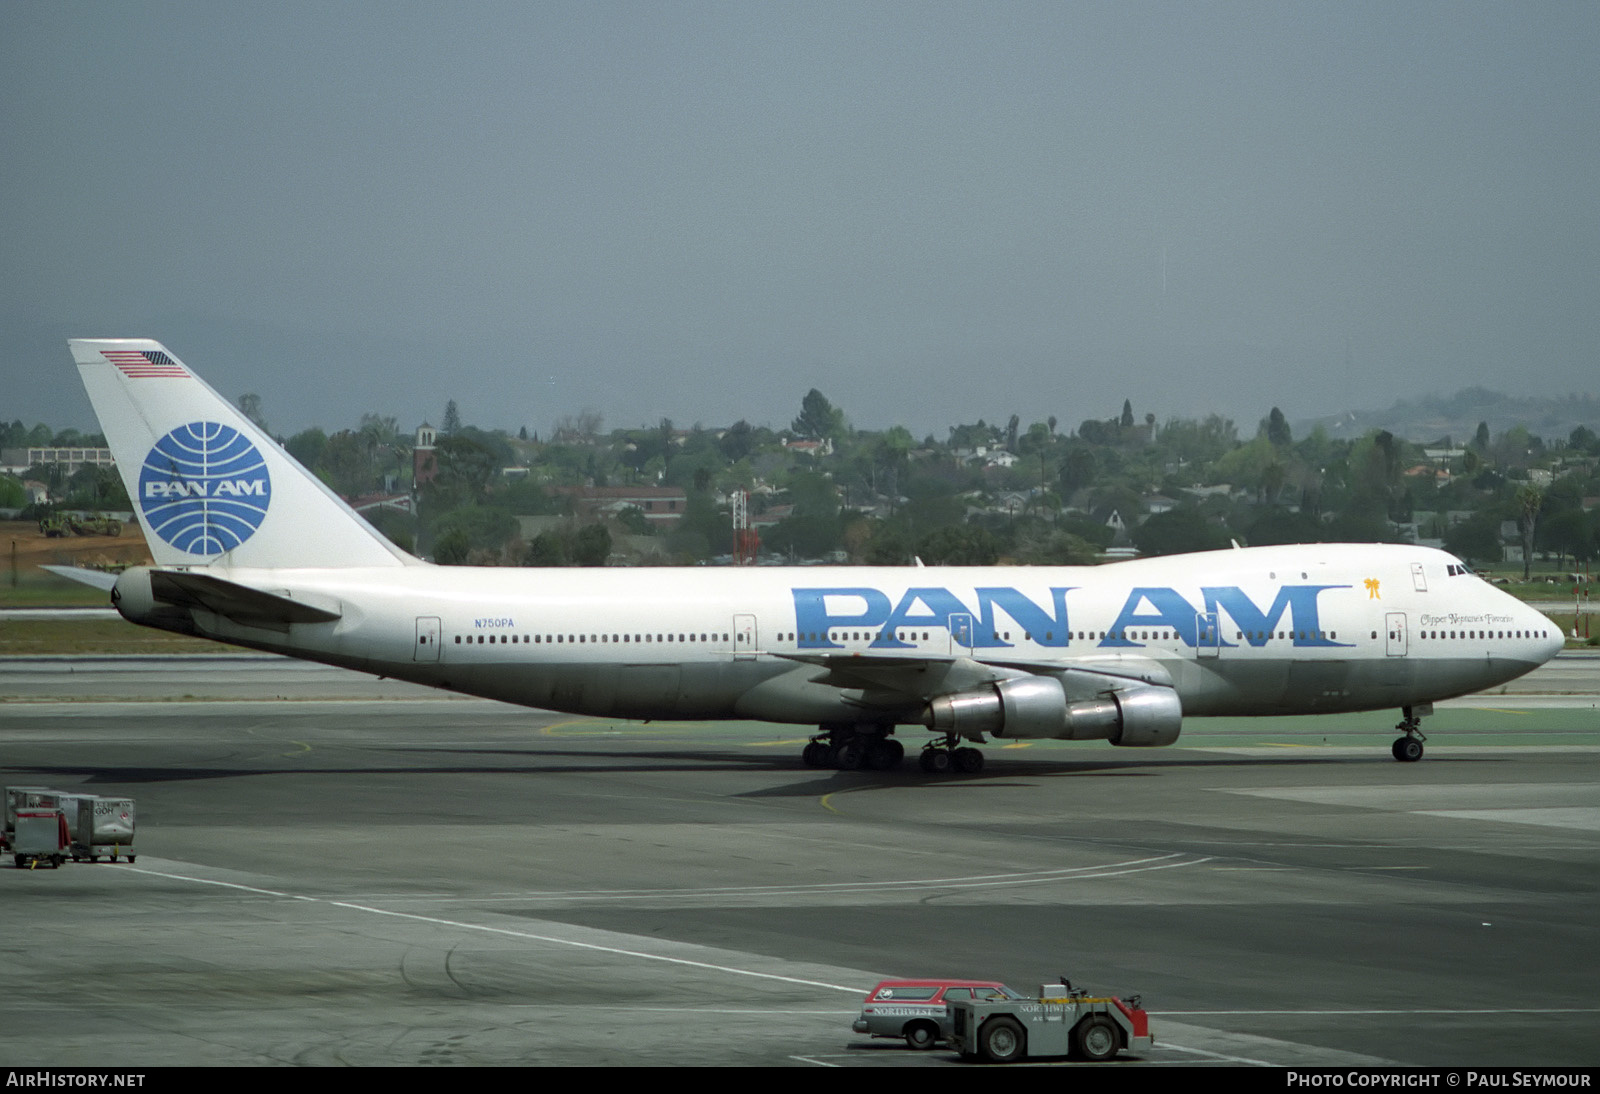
[1299,387,1600,445]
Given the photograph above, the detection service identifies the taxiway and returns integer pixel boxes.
[1,654,1597,1066]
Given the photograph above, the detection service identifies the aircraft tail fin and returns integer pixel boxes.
[69,339,414,570]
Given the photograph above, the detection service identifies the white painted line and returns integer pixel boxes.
[349,853,1214,904]
[1158,1042,1276,1066]
[1160,1007,1600,1016]
[788,1055,841,1067]
[123,863,867,995]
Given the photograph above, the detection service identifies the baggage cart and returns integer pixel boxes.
[13,809,70,869]
[70,796,137,862]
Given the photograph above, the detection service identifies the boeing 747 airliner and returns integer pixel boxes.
[57,340,1563,771]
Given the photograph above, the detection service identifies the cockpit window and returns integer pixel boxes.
[1446,563,1473,577]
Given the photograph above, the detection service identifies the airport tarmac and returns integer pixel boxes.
[2,654,1598,1067]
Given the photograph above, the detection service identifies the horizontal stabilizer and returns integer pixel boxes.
[40,565,120,592]
[149,570,341,628]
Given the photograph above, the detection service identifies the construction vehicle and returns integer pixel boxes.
[69,513,123,537]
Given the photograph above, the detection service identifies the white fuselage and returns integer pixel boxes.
[115,543,1562,733]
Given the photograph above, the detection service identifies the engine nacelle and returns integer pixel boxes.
[111,566,157,623]
[924,677,1182,747]
[110,567,195,634]
[1106,685,1183,747]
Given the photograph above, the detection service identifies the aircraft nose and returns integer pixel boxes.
[1539,614,1565,663]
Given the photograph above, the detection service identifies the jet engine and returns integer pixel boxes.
[924,676,1182,748]
[110,566,159,624]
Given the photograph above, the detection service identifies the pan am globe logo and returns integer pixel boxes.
[138,422,272,556]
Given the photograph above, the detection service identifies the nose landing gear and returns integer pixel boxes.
[1391,704,1430,762]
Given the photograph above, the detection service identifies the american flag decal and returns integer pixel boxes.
[103,349,187,378]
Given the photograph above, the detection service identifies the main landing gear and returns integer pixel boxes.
[801,725,904,771]
[919,736,985,774]
[799,725,985,774]
[1391,704,1429,762]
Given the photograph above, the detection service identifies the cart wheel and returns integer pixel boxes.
[127,856,136,863]
[51,855,63,869]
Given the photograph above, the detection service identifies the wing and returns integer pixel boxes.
[774,649,1173,703]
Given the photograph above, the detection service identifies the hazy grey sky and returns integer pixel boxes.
[3,2,1596,439]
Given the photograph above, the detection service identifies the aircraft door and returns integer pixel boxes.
[1196,611,1220,659]
[414,616,441,663]
[948,613,974,655]
[733,613,757,660]
[1386,612,1408,657]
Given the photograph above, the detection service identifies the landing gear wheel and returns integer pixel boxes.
[866,738,904,771]
[903,1021,938,1050]
[953,747,985,774]
[832,739,866,770]
[802,741,830,767]
[919,748,952,774]
[1392,736,1424,762]
[1391,706,1428,762]
[978,1016,1026,1063]
[1071,1015,1120,1061]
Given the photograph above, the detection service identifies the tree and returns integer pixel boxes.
[719,420,755,462]
[427,432,499,506]
[1517,484,1543,580]
[286,427,328,471]
[1131,509,1229,557]
[1541,509,1595,566]
[442,399,462,435]
[523,531,567,566]
[1265,407,1292,448]
[572,523,613,566]
[428,504,517,562]
[792,389,843,441]
[318,430,372,497]
[1245,507,1323,546]
[1443,512,1503,565]
[765,470,844,558]
[236,393,268,433]
[1471,421,1491,453]
[917,524,998,565]
[1058,446,1096,496]
[1120,400,1134,429]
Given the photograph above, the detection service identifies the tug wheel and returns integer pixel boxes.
[1072,1015,1120,1061]
[979,1016,1025,1063]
